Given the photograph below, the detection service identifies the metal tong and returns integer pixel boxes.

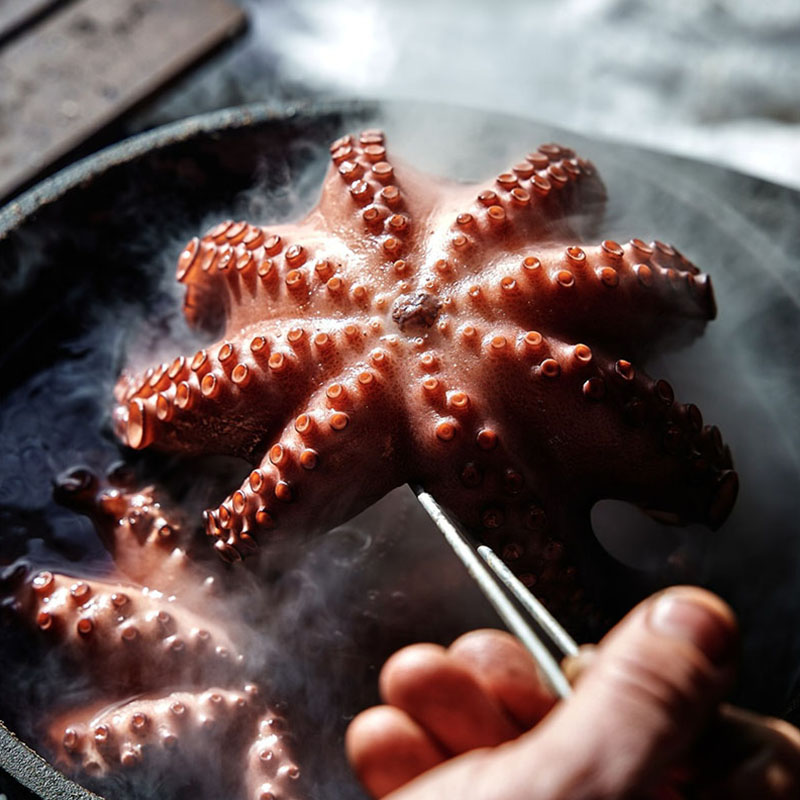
[413,487,800,796]
[412,487,579,699]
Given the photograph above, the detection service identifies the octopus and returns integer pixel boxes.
[112,129,737,611]
[1,128,738,799]
[6,467,302,800]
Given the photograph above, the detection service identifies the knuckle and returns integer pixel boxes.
[602,638,715,728]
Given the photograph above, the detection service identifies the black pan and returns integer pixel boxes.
[2,100,800,800]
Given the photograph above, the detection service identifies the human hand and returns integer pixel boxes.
[346,587,800,799]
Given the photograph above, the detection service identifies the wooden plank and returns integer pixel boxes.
[0,0,63,42]
[0,0,246,201]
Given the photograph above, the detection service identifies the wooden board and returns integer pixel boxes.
[0,0,63,42]
[0,0,246,201]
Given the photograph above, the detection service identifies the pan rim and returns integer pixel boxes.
[0,721,102,799]
[0,99,377,241]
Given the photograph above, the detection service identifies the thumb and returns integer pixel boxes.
[505,587,739,799]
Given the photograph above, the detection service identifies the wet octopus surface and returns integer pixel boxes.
[114,129,737,610]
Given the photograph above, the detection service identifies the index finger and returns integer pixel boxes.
[448,628,557,728]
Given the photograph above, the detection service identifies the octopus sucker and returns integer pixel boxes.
[111,129,736,618]
[245,712,302,800]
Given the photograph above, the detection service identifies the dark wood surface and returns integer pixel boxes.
[0,0,245,201]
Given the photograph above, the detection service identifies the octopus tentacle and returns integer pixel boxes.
[478,333,735,529]
[418,148,606,290]
[478,238,716,354]
[177,221,366,336]
[316,129,425,260]
[244,711,303,800]
[49,685,260,777]
[425,238,712,353]
[115,329,320,458]
[55,469,206,594]
[448,144,606,242]
[177,221,271,330]
[21,572,244,691]
[9,474,308,797]
[206,368,407,559]
[406,375,616,621]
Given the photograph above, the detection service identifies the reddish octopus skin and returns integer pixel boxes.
[24,570,243,691]
[245,712,303,800]
[53,468,220,596]
[113,130,737,610]
[11,470,303,799]
[49,686,259,776]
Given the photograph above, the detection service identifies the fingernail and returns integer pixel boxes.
[648,589,736,666]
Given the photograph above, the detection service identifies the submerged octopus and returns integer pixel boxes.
[113,129,737,607]
[4,129,738,797]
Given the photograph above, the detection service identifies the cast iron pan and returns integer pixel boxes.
[1,100,800,799]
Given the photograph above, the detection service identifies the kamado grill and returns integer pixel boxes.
[1,101,800,800]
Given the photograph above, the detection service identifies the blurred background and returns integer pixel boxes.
[3,0,800,203]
